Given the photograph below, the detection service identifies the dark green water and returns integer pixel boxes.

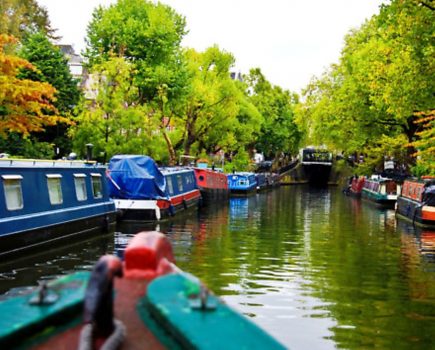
[1,186,434,349]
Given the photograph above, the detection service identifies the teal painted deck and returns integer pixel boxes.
[0,271,89,346]
[146,273,286,350]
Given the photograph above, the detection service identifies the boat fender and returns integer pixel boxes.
[82,255,124,349]
[123,231,175,279]
[182,198,188,209]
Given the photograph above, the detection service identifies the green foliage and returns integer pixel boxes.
[298,0,434,174]
[173,46,261,160]
[18,32,81,157]
[0,0,54,40]
[0,133,55,159]
[246,68,301,158]
[70,57,159,161]
[410,110,435,176]
[224,148,252,173]
[85,0,187,102]
[19,32,81,114]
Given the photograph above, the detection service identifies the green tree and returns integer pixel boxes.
[84,0,189,163]
[246,68,301,159]
[85,0,187,102]
[17,32,81,156]
[0,0,54,40]
[70,57,166,162]
[172,47,261,160]
[298,0,434,174]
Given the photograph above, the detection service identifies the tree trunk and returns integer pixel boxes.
[162,129,177,165]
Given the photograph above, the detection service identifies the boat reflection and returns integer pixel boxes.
[397,220,435,266]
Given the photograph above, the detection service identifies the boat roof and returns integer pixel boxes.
[228,172,255,176]
[0,159,102,169]
[159,167,194,175]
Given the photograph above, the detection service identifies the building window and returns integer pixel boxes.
[47,174,63,205]
[74,174,87,201]
[2,175,23,210]
[91,173,103,198]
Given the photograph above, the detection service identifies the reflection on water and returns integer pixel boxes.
[0,187,434,349]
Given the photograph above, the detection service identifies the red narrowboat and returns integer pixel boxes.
[193,167,229,202]
[345,176,365,197]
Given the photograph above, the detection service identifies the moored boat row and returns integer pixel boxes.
[0,154,283,259]
[344,174,435,229]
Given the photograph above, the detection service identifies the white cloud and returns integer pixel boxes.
[37,0,385,92]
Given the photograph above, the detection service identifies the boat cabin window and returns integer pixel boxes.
[46,174,63,205]
[167,176,174,195]
[91,173,103,198]
[2,175,23,210]
[177,175,183,191]
[74,174,87,201]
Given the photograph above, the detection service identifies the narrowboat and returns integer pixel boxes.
[0,231,286,349]
[344,176,365,197]
[361,176,398,208]
[193,166,229,202]
[0,159,116,260]
[227,172,257,195]
[396,176,435,228]
[107,155,201,221]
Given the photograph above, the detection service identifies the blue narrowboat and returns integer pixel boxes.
[227,172,257,195]
[0,159,116,260]
[107,155,202,221]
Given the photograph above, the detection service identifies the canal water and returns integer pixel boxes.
[1,186,434,349]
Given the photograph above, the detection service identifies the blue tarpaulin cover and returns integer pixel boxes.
[107,155,167,199]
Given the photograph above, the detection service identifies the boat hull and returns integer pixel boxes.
[114,190,201,222]
[395,177,435,228]
[396,196,435,229]
[0,211,116,260]
[198,187,229,202]
[0,159,117,260]
[227,173,257,196]
[361,190,397,208]
[194,168,229,202]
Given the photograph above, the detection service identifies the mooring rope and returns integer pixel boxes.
[78,319,126,350]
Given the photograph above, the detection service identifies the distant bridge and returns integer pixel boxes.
[279,148,340,186]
